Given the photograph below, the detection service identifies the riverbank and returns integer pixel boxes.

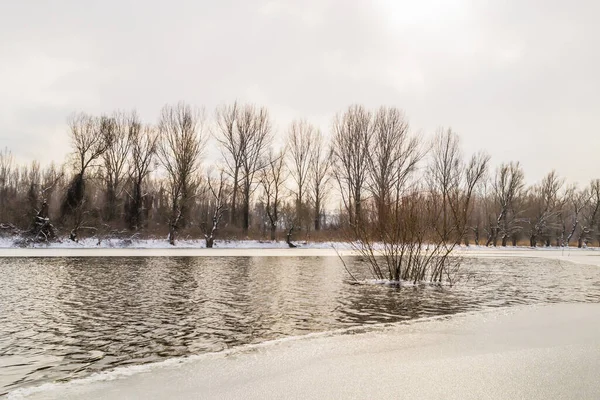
[9,303,600,400]
[1,240,599,268]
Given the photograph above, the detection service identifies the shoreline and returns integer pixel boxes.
[10,303,600,400]
[1,243,600,267]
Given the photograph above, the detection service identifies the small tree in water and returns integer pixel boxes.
[333,106,488,284]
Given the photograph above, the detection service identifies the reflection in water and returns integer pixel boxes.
[0,256,599,393]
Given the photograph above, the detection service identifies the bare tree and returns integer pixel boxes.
[157,102,206,245]
[369,107,421,229]
[101,111,134,221]
[238,104,273,233]
[204,170,228,248]
[215,102,243,226]
[524,170,563,247]
[26,164,63,243]
[468,184,488,246]
[216,102,273,233]
[563,184,590,246]
[332,105,372,226]
[260,147,287,240]
[286,120,314,230]
[427,128,462,242]
[578,179,600,247]
[449,151,490,244]
[489,162,525,246]
[24,161,41,221]
[0,148,17,230]
[309,131,332,231]
[280,200,298,247]
[61,113,109,239]
[126,122,159,230]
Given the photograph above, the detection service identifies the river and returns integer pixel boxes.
[1,255,599,394]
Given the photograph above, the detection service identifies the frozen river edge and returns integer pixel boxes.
[9,303,600,400]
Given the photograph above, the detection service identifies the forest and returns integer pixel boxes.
[1,102,598,249]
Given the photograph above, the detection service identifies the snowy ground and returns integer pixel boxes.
[9,303,600,400]
[1,236,600,267]
[0,236,341,249]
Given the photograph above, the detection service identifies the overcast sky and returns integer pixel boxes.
[1,0,598,184]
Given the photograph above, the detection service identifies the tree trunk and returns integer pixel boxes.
[179,184,188,229]
[230,169,239,226]
[270,223,276,241]
[314,197,321,231]
[354,196,361,226]
[128,180,143,230]
[286,226,297,248]
[206,236,214,248]
[105,183,117,221]
[168,226,176,245]
[243,198,250,234]
[242,183,250,234]
[168,205,180,246]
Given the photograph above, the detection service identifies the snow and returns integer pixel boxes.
[9,303,600,400]
[1,237,600,269]
[0,236,350,250]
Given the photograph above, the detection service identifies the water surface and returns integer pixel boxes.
[1,256,599,393]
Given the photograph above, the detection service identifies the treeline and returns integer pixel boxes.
[0,102,599,248]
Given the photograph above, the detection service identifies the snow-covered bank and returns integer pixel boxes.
[0,237,349,257]
[10,303,600,400]
[0,237,347,250]
[1,239,600,269]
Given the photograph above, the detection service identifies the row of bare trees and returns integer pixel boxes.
[0,102,334,246]
[1,102,600,250]
[475,168,600,248]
